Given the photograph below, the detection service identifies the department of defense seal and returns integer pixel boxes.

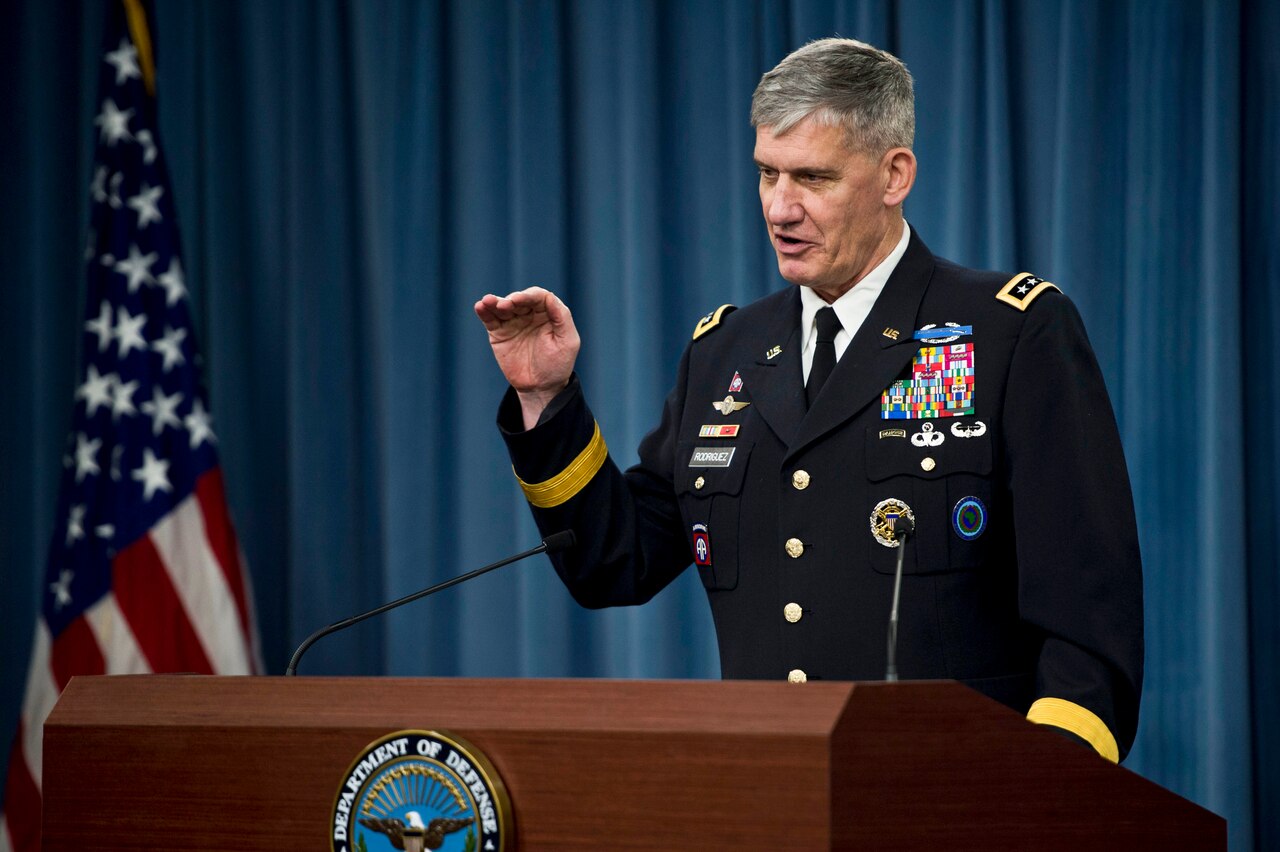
[332,730,511,852]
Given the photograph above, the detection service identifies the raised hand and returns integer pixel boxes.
[475,286,581,429]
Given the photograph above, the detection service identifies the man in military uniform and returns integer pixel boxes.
[474,38,1142,762]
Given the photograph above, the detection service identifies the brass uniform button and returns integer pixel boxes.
[784,602,803,623]
[921,457,936,472]
[787,669,807,684]
[694,476,706,490]
[791,469,811,490]
[785,537,805,558]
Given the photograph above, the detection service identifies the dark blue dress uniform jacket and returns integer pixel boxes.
[499,231,1144,762]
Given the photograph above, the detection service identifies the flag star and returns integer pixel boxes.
[49,569,75,610]
[156,259,187,306]
[95,524,115,540]
[140,386,183,436]
[103,37,141,85]
[185,397,217,448]
[85,301,114,351]
[114,244,158,292]
[108,171,124,209]
[94,98,134,146]
[66,504,87,547]
[114,305,148,357]
[76,364,115,416]
[90,166,109,203]
[110,445,124,481]
[136,128,158,165]
[131,447,172,501]
[112,377,140,420]
[152,325,187,372]
[127,183,164,229]
[73,433,102,482]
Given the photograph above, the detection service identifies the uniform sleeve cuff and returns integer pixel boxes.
[1027,697,1119,763]
[498,376,608,507]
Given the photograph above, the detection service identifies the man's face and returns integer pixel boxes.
[754,117,897,300]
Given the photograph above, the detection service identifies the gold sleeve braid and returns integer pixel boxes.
[514,421,608,508]
[1026,697,1120,763]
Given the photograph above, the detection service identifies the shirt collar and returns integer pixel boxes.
[800,221,912,355]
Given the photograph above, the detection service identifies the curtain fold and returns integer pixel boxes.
[2,2,1274,848]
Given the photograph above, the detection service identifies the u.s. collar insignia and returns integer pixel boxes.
[332,730,511,852]
[712,395,749,415]
[996,273,1060,311]
[913,323,973,344]
[882,327,901,341]
[765,345,782,360]
[870,498,915,549]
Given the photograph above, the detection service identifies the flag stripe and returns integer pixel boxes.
[84,593,151,674]
[150,493,252,674]
[194,468,255,655]
[0,724,39,852]
[112,534,215,674]
[49,615,105,691]
[15,624,56,789]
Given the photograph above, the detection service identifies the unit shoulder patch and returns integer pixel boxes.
[692,304,737,340]
[996,273,1060,311]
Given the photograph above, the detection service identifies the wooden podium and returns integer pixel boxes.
[42,676,1223,849]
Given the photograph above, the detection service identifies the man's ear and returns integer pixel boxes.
[882,148,916,207]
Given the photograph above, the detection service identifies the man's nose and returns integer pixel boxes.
[767,177,804,226]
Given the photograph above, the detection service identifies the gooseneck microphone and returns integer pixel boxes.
[884,515,914,682]
[285,530,576,676]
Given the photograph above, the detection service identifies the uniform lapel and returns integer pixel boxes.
[737,289,805,448]
[785,232,937,464]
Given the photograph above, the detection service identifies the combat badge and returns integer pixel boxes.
[952,496,988,540]
[332,730,511,852]
[913,323,973,344]
[692,523,712,566]
[870,498,916,549]
[911,422,945,447]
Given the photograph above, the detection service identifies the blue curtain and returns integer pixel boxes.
[2,2,1275,848]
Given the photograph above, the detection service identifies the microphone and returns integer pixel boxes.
[884,515,913,682]
[285,530,576,676]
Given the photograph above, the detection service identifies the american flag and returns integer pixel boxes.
[0,2,260,848]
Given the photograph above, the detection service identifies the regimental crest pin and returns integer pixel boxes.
[728,371,744,393]
[712,395,750,415]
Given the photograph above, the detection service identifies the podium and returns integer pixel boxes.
[42,675,1223,849]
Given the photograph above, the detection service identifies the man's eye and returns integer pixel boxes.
[757,167,777,180]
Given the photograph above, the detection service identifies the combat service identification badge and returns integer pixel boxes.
[870,498,916,548]
[332,730,511,852]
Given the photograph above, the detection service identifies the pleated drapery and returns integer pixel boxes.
[2,3,1275,849]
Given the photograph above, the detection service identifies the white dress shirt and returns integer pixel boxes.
[800,222,912,384]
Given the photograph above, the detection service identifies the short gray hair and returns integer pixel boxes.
[751,37,915,155]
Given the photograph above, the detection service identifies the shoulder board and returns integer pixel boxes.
[692,304,737,340]
[996,272,1060,311]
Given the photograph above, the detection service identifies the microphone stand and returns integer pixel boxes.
[285,530,575,676]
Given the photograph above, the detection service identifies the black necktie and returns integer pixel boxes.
[806,306,842,408]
